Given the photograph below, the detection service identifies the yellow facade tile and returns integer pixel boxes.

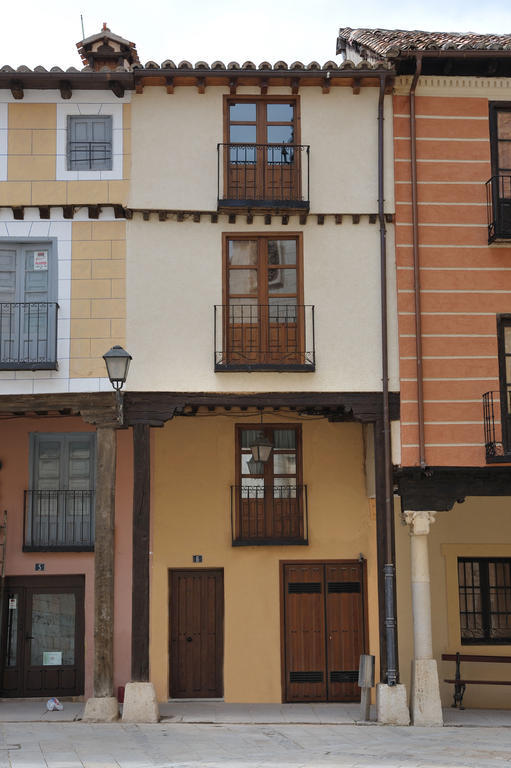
[108,180,129,204]
[111,279,125,298]
[72,222,92,241]
[122,103,131,130]
[0,182,31,206]
[71,260,92,279]
[123,128,131,156]
[111,319,125,338]
[122,150,131,181]
[90,338,121,358]
[8,130,32,155]
[66,180,109,204]
[69,358,105,378]
[31,181,67,205]
[72,280,112,300]
[70,339,91,357]
[72,240,111,260]
[71,318,111,338]
[111,240,126,260]
[32,129,56,156]
[8,154,55,181]
[91,298,125,318]
[8,103,56,130]
[91,260,125,279]
[70,298,91,318]
[91,221,125,241]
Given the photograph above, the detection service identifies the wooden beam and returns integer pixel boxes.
[158,211,167,222]
[291,77,300,95]
[351,77,361,95]
[196,76,205,94]
[93,425,117,698]
[228,214,236,224]
[59,80,72,99]
[229,78,237,95]
[281,215,289,225]
[369,214,377,224]
[317,214,324,225]
[142,211,150,221]
[12,207,24,220]
[113,205,125,219]
[193,212,201,223]
[299,214,307,225]
[352,214,360,224]
[109,80,125,98]
[246,213,253,225]
[177,212,185,222]
[264,214,271,225]
[322,76,330,94]
[260,78,268,95]
[10,80,23,99]
[131,423,150,682]
[38,206,50,220]
[385,213,394,223]
[88,205,100,219]
[135,81,144,95]
[63,206,73,219]
[210,213,218,223]
[335,214,343,225]
[165,76,174,94]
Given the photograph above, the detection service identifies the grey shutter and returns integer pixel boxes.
[0,249,17,363]
[68,115,113,171]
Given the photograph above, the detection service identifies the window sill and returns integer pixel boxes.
[232,538,308,547]
[216,362,315,373]
[23,546,94,553]
[0,362,58,371]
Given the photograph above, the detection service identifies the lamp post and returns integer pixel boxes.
[103,345,132,425]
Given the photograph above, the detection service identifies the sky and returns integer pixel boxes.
[3,0,511,69]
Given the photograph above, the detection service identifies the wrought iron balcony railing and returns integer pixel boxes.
[482,391,511,461]
[231,485,308,546]
[68,141,112,170]
[214,304,315,372]
[486,175,511,242]
[217,143,310,210]
[24,490,95,551]
[0,302,58,370]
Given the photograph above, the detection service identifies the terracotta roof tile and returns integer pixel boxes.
[337,27,511,58]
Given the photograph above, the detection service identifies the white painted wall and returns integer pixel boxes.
[125,217,399,392]
[129,85,395,214]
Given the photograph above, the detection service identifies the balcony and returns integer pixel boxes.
[231,485,308,546]
[0,302,58,370]
[217,143,310,211]
[214,304,315,372]
[486,176,511,242]
[482,391,511,462]
[24,490,95,551]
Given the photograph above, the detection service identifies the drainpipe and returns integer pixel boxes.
[378,73,397,685]
[409,55,426,469]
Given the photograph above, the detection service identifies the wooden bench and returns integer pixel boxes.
[442,652,511,709]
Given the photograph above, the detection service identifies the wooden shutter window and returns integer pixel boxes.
[68,115,113,171]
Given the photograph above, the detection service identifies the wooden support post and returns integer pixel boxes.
[131,423,150,682]
[93,425,117,698]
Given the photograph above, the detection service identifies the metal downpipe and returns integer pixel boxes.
[378,74,397,685]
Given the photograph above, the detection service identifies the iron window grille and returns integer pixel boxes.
[0,302,58,370]
[458,557,511,644]
[231,484,308,546]
[24,490,95,551]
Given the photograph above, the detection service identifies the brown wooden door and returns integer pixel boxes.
[1,576,85,698]
[169,569,223,698]
[283,562,365,702]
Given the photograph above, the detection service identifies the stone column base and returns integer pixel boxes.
[411,659,443,726]
[83,696,119,722]
[376,683,410,725]
[121,682,160,723]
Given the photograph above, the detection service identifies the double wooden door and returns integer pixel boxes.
[1,576,84,698]
[169,570,224,698]
[283,561,366,702]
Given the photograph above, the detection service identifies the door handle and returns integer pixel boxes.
[186,636,193,642]
[329,635,333,641]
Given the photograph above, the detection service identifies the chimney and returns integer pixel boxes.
[76,24,140,71]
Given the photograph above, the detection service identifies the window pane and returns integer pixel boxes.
[30,593,75,666]
[229,299,258,324]
[274,429,296,449]
[267,104,294,122]
[268,267,297,295]
[274,452,296,475]
[498,111,511,140]
[228,240,258,266]
[269,299,297,322]
[506,356,511,385]
[230,125,257,144]
[5,593,18,667]
[229,269,258,295]
[241,429,263,449]
[267,240,296,266]
[241,478,264,497]
[267,125,294,145]
[241,452,263,476]
[230,103,256,122]
[273,478,297,498]
[505,326,511,354]
[498,142,511,171]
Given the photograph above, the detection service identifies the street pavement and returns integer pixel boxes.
[0,718,510,767]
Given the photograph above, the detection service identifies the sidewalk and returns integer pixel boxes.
[0,699,510,726]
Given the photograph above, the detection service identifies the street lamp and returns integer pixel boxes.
[249,409,273,464]
[103,345,132,424]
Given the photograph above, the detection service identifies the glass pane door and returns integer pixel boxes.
[29,592,76,667]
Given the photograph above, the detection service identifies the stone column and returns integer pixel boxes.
[83,424,120,722]
[402,510,443,726]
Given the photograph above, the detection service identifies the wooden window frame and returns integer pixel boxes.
[458,557,511,645]
[67,114,113,172]
[489,102,511,177]
[497,314,511,453]
[233,423,306,545]
[221,232,308,371]
[222,95,303,207]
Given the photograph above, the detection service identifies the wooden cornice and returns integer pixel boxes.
[124,391,400,427]
[395,466,511,511]
[0,392,117,422]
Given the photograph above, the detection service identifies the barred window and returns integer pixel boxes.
[458,558,511,644]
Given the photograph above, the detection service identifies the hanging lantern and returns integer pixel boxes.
[249,431,273,463]
[247,457,264,475]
